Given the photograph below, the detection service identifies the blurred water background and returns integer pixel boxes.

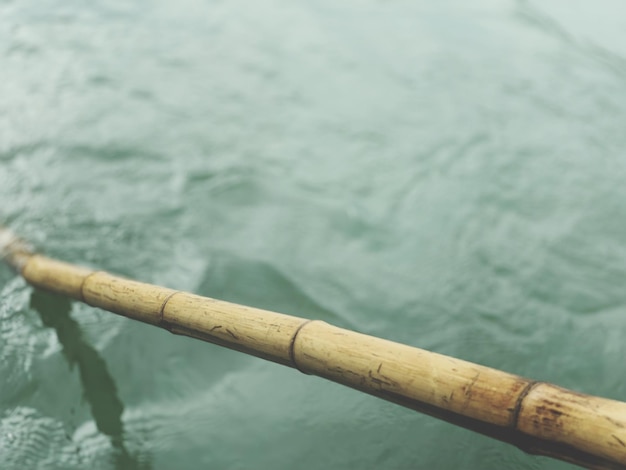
[2,1,626,468]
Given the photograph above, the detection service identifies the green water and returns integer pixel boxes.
[2,1,626,468]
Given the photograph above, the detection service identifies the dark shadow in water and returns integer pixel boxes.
[30,290,150,470]
[198,251,350,327]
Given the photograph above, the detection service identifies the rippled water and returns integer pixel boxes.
[2,1,626,469]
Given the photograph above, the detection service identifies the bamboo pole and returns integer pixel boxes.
[1,226,625,469]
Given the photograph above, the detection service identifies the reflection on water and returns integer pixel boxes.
[29,291,148,470]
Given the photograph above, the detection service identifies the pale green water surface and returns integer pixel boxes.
[2,1,626,469]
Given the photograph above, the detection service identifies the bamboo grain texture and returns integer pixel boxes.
[1,227,625,469]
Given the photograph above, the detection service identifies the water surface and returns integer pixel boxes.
[2,1,626,469]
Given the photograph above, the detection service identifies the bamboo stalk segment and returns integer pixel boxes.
[0,228,34,272]
[1,226,625,469]
[81,271,177,326]
[22,255,93,299]
[291,321,530,426]
[162,291,308,366]
[518,383,626,465]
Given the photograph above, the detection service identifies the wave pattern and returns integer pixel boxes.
[2,1,626,469]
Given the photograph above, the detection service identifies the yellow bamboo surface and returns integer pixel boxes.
[1,227,625,469]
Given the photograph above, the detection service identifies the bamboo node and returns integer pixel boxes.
[79,271,105,304]
[289,319,316,374]
[158,290,182,331]
[511,380,541,429]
